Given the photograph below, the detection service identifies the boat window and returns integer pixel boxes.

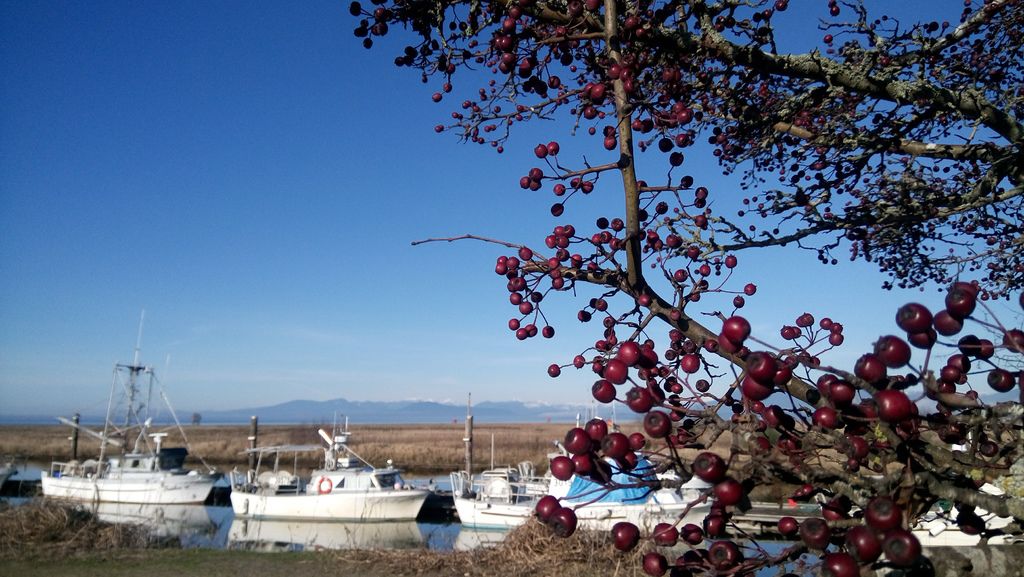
[158,448,188,470]
[131,459,140,467]
[377,473,398,488]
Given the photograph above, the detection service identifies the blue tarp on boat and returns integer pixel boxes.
[563,456,655,504]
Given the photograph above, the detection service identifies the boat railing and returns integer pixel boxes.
[48,459,109,479]
[450,470,471,498]
[460,466,548,505]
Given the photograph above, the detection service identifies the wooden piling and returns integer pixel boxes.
[71,413,80,460]
[248,415,258,470]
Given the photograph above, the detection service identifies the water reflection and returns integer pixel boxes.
[3,467,509,554]
[88,502,233,548]
[228,518,424,551]
[452,527,508,551]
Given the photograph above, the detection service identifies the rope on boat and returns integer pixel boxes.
[159,388,216,474]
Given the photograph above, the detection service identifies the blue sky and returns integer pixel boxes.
[0,1,997,418]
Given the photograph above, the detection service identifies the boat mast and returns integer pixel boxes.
[98,364,118,465]
[130,310,145,427]
[114,311,151,453]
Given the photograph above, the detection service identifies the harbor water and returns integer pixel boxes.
[1,464,503,552]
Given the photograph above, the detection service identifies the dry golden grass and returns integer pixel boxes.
[0,500,169,559]
[0,501,646,577]
[333,520,646,577]
[0,422,579,475]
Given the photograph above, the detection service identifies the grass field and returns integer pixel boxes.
[0,422,591,475]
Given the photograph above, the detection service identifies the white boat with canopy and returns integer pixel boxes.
[451,456,712,531]
[229,422,428,521]
[450,400,711,531]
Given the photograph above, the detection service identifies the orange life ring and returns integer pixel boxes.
[317,476,333,494]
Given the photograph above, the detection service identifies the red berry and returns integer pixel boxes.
[827,380,856,407]
[745,351,777,385]
[585,418,608,441]
[651,522,679,546]
[874,335,911,368]
[601,432,630,459]
[864,497,902,531]
[855,353,888,383]
[799,517,830,550]
[907,328,937,349]
[611,521,640,551]
[703,510,727,537]
[944,282,978,319]
[874,390,913,423]
[741,375,774,401]
[896,303,932,334]
[777,516,798,536]
[616,341,642,366]
[628,432,646,451]
[643,411,672,437]
[603,358,629,384]
[592,379,616,403]
[535,495,560,522]
[821,552,859,577]
[571,453,594,476]
[721,316,751,343]
[1005,329,1024,352]
[988,368,1016,392]
[642,552,668,577]
[680,353,701,373]
[692,451,727,483]
[713,477,744,506]
[882,529,921,567]
[550,455,575,481]
[625,386,654,413]
[845,525,882,562]
[564,427,593,455]
[680,523,703,545]
[812,406,840,429]
[933,310,963,336]
[550,506,578,537]
[708,540,743,571]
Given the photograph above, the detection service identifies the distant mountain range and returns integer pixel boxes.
[199,398,588,424]
[0,398,593,425]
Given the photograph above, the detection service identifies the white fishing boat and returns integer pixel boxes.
[40,320,218,505]
[450,399,711,531]
[449,462,552,529]
[451,457,712,532]
[229,422,429,521]
[42,436,216,504]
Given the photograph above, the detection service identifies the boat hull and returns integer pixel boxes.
[40,471,216,504]
[453,495,534,530]
[453,493,711,532]
[571,499,710,532]
[230,488,429,521]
